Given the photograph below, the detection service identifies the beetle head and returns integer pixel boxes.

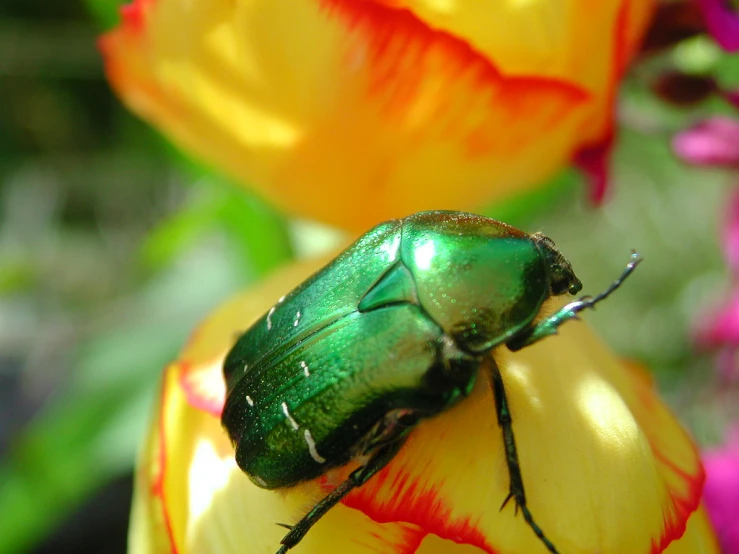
[532,233,583,296]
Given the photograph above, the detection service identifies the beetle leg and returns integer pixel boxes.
[506,251,641,352]
[276,438,406,554]
[488,359,560,554]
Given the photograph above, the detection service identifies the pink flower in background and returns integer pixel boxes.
[695,0,739,52]
[676,119,739,381]
[673,117,739,168]
[703,426,739,553]
[672,82,739,386]
[652,7,739,546]
[694,191,739,383]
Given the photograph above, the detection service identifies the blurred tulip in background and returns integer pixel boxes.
[100,0,653,230]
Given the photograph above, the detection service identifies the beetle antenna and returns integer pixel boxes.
[583,250,642,307]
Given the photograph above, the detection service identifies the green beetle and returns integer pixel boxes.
[222,211,640,554]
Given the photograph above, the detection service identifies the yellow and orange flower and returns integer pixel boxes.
[100,0,654,231]
[129,257,718,554]
[102,1,718,551]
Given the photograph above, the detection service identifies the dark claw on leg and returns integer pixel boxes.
[275,523,293,531]
[499,492,515,511]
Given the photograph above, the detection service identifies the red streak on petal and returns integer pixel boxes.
[365,524,426,554]
[99,0,188,134]
[178,361,226,418]
[342,468,497,554]
[575,0,635,204]
[614,0,634,77]
[119,0,153,35]
[153,368,180,554]
[625,360,705,552]
[398,531,426,554]
[648,438,705,553]
[573,130,614,204]
[319,0,587,160]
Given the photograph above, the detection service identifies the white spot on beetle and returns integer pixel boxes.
[278,295,286,303]
[303,429,326,464]
[293,310,302,327]
[245,395,254,407]
[243,362,249,373]
[413,239,436,270]
[253,476,268,487]
[281,402,300,430]
[266,306,276,330]
[300,360,310,377]
[441,334,456,351]
[379,233,401,261]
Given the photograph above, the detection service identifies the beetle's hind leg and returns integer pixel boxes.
[276,422,409,554]
[488,359,560,554]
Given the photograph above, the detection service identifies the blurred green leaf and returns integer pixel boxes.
[141,194,222,272]
[142,179,294,279]
[84,0,127,30]
[215,188,294,277]
[0,338,167,553]
[0,240,247,553]
[672,36,722,75]
[0,261,34,295]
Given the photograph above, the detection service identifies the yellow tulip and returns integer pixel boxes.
[129,257,718,554]
[100,0,654,231]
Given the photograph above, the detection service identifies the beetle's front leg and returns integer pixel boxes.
[488,358,559,554]
[506,251,641,352]
[276,436,406,554]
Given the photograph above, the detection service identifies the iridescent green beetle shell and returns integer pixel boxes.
[221,211,581,489]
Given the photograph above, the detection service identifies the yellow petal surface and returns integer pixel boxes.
[382,0,653,83]
[378,0,654,138]
[129,256,717,553]
[100,0,651,231]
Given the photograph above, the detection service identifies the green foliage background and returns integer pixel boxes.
[0,1,737,552]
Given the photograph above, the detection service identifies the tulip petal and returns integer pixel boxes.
[129,365,188,554]
[133,352,719,554]
[143,364,459,553]
[369,0,653,95]
[329,324,705,553]
[98,0,654,230]
[140,250,715,554]
[662,506,721,554]
[128,370,179,554]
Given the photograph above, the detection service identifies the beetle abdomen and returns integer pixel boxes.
[223,303,478,489]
